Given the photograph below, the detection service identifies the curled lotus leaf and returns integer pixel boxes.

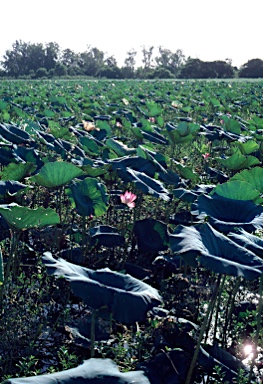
[42,252,162,324]
[6,358,150,383]
[169,223,263,280]
[191,193,263,233]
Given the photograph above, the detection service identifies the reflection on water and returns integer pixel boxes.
[242,343,254,365]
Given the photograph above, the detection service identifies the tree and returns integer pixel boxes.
[178,58,234,79]
[152,67,175,79]
[79,46,104,77]
[155,47,185,75]
[35,67,48,78]
[238,59,263,78]
[1,40,60,77]
[44,42,60,71]
[210,60,235,78]
[1,40,37,77]
[123,49,137,78]
[142,45,154,77]
[60,48,80,75]
[100,54,121,78]
[54,62,67,77]
[104,54,118,68]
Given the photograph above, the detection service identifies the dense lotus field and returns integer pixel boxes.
[2,79,263,383]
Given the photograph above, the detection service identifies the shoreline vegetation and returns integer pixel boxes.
[1,40,263,80]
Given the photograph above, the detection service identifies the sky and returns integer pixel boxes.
[1,0,263,68]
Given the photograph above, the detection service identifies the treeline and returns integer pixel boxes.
[0,40,263,79]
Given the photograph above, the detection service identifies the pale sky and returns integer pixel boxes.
[1,0,263,68]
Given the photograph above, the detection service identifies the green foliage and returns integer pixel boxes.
[0,203,60,231]
[2,79,263,383]
[67,177,109,217]
[30,162,86,188]
[42,252,162,324]
[212,180,261,202]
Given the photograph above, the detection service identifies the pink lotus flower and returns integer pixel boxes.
[202,153,210,161]
[120,191,137,209]
[148,117,155,123]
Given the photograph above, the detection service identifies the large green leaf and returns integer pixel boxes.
[90,225,125,247]
[216,153,260,171]
[6,358,150,383]
[169,223,263,280]
[212,180,261,202]
[229,229,263,258]
[30,161,86,188]
[165,122,199,144]
[42,252,162,324]
[191,193,263,233]
[79,136,101,156]
[0,123,35,146]
[126,168,170,201]
[67,177,109,217]
[236,140,259,155]
[106,138,136,157]
[0,203,60,231]
[174,162,199,181]
[145,101,163,117]
[231,167,263,193]
[0,180,30,198]
[173,188,199,203]
[222,117,241,134]
[109,156,162,177]
[0,162,36,181]
[134,219,169,252]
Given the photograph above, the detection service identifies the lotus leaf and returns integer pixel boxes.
[30,161,86,188]
[191,193,263,233]
[158,170,181,186]
[236,139,259,155]
[141,130,169,145]
[216,152,260,171]
[222,117,241,134]
[169,223,263,279]
[231,167,263,193]
[0,162,36,181]
[212,180,261,202]
[0,180,30,196]
[106,138,136,156]
[0,203,60,231]
[0,123,36,146]
[42,252,162,324]
[0,146,15,166]
[174,162,199,181]
[173,188,199,203]
[67,177,109,217]
[14,146,44,169]
[134,219,169,252]
[90,225,125,247]
[229,230,263,258]
[109,156,162,177]
[6,358,150,383]
[126,168,170,201]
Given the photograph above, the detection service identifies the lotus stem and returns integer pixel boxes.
[222,277,242,347]
[185,274,221,384]
[0,231,21,308]
[90,309,96,358]
[248,273,263,383]
[213,275,226,344]
[204,274,226,344]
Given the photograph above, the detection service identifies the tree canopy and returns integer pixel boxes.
[0,40,263,79]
